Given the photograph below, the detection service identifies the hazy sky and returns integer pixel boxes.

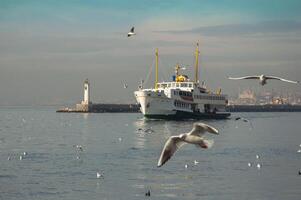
[1,0,301,105]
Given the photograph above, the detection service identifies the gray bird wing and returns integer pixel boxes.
[228,76,260,80]
[188,123,219,137]
[130,27,134,32]
[157,136,185,167]
[265,76,299,84]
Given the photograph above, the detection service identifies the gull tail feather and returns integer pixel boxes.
[204,139,214,149]
[195,139,214,149]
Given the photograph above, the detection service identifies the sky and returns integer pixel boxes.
[0,0,301,105]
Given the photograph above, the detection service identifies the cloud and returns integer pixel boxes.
[157,20,301,37]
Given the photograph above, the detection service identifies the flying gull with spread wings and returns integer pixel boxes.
[228,74,299,86]
[157,123,219,167]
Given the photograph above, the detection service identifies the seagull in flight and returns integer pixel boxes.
[157,123,219,167]
[127,27,136,37]
[228,74,299,86]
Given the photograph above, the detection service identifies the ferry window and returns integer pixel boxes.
[168,83,171,87]
[179,91,182,95]
[188,83,192,87]
[172,83,175,87]
[181,83,187,87]
[176,83,179,87]
[162,84,167,88]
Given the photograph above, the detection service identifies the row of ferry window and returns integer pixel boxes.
[194,95,225,100]
[173,90,192,97]
[174,101,190,108]
[158,83,193,88]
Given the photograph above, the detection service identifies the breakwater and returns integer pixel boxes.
[226,104,301,112]
[57,104,301,113]
[56,103,139,113]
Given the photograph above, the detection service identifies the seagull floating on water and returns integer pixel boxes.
[235,117,253,128]
[256,163,261,169]
[194,160,199,165]
[123,83,128,89]
[157,123,218,167]
[96,171,103,179]
[127,27,136,37]
[74,145,83,152]
[228,74,299,86]
[248,162,252,167]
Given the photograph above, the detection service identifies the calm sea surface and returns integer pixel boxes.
[0,107,301,200]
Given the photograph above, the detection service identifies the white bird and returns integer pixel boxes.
[23,152,27,156]
[96,171,103,179]
[194,160,199,165]
[127,27,136,37]
[248,162,252,167]
[157,123,219,167]
[297,149,301,153]
[184,164,188,169]
[228,74,299,86]
[19,155,23,160]
[256,155,260,159]
[74,145,83,152]
[256,163,261,169]
[123,83,128,89]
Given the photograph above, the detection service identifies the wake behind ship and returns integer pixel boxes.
[134,43,230,120]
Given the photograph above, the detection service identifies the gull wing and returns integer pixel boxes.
[189,123,219,137]
[228,76,260,80]
[265,76,299,84]
[157,136,185,167]
[130,27,135,33]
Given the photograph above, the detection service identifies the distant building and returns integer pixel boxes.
[237,89,256,105]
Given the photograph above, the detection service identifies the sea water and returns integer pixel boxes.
[0,107,300,200]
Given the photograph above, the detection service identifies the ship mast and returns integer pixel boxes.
[194,43,200,83]
[155,48,159,89]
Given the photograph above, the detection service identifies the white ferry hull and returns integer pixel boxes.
[134,90,230,120]
[135,90,176,116]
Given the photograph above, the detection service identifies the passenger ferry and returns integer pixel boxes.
[134,43,230,119]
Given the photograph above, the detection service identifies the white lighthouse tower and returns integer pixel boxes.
[76,79,92,112]
[82,78,91,105]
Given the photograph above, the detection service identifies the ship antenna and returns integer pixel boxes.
[194,42,200,84]
[155,48,159,89]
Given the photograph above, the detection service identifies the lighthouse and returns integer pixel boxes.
[82,79,91,105]
[76,79,92,112]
